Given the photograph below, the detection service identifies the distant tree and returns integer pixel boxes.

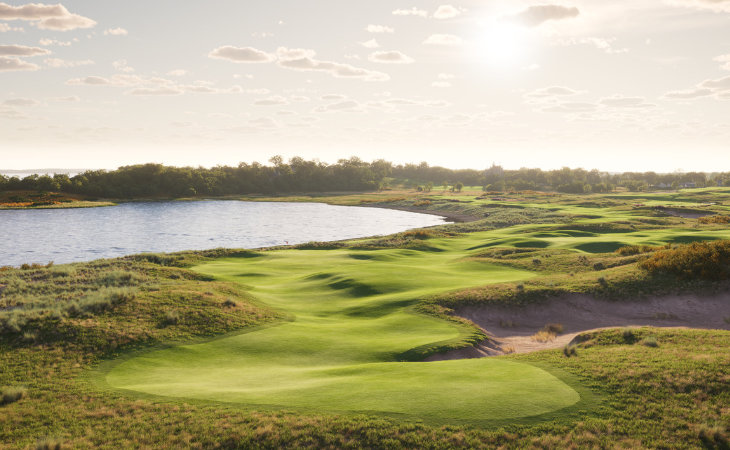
[455,182,464,193]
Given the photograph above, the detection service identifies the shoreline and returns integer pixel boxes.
[365,204,481,223]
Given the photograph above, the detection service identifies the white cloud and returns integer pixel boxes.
[392,8,428,17]
[541,102,597,113]
[209,46,275,63]
[127,86,183,96]
[715,54,730,71]
[0,23,23,32]
[39,38,72,46]
[663,88,714,99]
[3,97,38,106]
[423,34,463,46]
[0,3,97,31]
[365,24,394,33]
[555,37,628,54]
[254,95,288,106]
[0,44,50,56]
[0,56,39,71]
[167,69,187,76]
[525,86,581,98]
[276,47,390,81]
[599,95,655,108]
[438,73,455,79]
[368,50,414,64]
[361,39,380,49]
[104,27,128,36]
[667,0,730,13]
[433,5,464,20]
[44,57,93,68]
[49,95,80,102]
[506,4,580,27]
[700,75,730,90]
[321,94,347,100]
[314,100,362,113]
[431,81,451,88]
[112,59,134,73]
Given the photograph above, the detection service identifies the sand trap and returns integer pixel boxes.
[427,293,730,360]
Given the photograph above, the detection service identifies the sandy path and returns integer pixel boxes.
[427,293,730,360]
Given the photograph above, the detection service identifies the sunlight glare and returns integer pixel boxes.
[473,19,530,69]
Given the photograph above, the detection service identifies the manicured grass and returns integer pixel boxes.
[104,245,584,423]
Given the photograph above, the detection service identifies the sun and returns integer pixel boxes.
[472,19,531,69]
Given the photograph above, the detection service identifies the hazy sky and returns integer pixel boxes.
[1,0,729,171]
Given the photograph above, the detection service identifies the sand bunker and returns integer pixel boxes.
[427,293,730,360]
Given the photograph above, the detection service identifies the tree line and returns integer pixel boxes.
[1,157,728,198]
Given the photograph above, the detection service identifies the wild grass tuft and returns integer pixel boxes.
[1,386,27,405]
[35,436,63,450]
[639,336,659,347]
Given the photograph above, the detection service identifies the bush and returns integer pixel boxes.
[639,336,659,347]
[1,386,26,405]
[35,437,63,450]
[563,345,578,357]
[639,240,730,280]
[697,215,730,225]
[162,310,180,326]
[222,298,238,308]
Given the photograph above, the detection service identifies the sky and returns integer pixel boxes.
[1,0,729,172]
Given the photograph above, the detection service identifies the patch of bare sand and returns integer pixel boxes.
[426,293,730,360]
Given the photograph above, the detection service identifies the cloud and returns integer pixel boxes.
[361,39,379,49]
[0,22,23,32]
[321,94,347,100]
[209,45,275,63]
[599,95,655,108]
[422,34,463,46]
[126,86,183,96]
[254,95,288,106]
[700,75,730,90]
[365,24,394,33]
[0,3,96,30]
[167,69,187,76]
[392,8,428,17]
[368,50,414,64]
[555,37,628,54]
[433,5,464,19]
[525,86,581,98]
[45,57,93,68]
[104,27,128,36]
[663,88,714,99]
[667,0,730,13]
[0,44,50,56]
[432,81,451,88]
[39,38,72,46]
[507,4,580,27]
[49,95,80,102]
[314,100,362,113]
[209,45,390,81]
[715,54,730,71]
[3,97,38,106]
[276,47,390,81]
[0,56,39,71]
[541,102,597,113]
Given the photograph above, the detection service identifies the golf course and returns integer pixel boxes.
[2,186,730,447]
[103,241,580,424]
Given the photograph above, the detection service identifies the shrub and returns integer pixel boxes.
[639,240,730,280]
[35,437,63,450]
[542,323,564,334]
[622,328,637,344]
[563,344,577,357]
[162,310,180,326]
[639,336,659,347]
[222,298,238,308]
[697,425,729,449]
[697,215,730,225]
[1,386,26,405]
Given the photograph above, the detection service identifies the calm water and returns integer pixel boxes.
[0,201,445,267]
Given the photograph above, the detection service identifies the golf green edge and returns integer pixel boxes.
[97,238,598,426]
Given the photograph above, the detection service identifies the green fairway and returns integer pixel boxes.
[104,238,583,423]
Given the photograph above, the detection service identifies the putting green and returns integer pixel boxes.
[105,237,583,423]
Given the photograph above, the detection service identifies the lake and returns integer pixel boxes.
[0,201,446,267]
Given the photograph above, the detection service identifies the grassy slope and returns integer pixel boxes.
[1,188,730,447]
[103,244,581,424]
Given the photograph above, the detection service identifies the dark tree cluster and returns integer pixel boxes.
[1,157,728,198]
[392,162,729,193]
[0,157,391,198]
